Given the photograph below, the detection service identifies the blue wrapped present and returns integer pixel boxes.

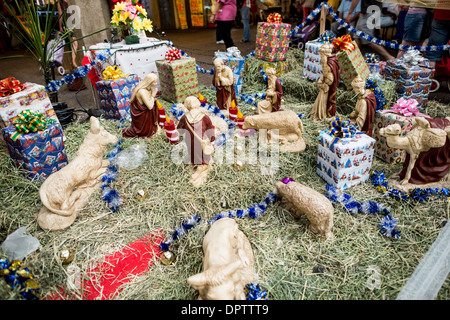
[214,51,245,95]
[2,122,68,181]
[385,51,433,108]
[95,74,140,120]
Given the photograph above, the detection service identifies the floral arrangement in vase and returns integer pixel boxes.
[110,0,153,44]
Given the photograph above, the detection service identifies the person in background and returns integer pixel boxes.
[302,0,315,23]
[250,0,258,25]
[425,4,450,70]
[240,0,250,42]
[346,0,395,61]
[331,0,360,37]
[210,0,237,49]
[396,4,431,58]
[281,0,291,22]
[380,1,397,28]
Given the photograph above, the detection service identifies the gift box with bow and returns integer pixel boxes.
[255,22,291,62]
[303,31,336,82]
[316,118,376,190]
[2,121,68,181]
[0,81,61,130]
[156,57,199,103]
[372,98,430,163]
[332,37,370,89]
[95,74,140,120]
[385,50,433,108]
[214,50,245,95]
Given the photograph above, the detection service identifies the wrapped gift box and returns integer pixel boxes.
[2,122,68,181]
[385,58,433,108]
[255,22,291,62]
[214,51,245,95]
[316,131,376,190]
[0,82,61,130]
[372,111,416,164]
[260,60,286,77]
[156,57,199,103]
[336,42,370,89]
[303,40,323,81]
[95,74,140,120]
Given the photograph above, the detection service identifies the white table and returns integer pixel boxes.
[88,37,171,88]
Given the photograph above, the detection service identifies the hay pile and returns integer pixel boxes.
[0,51,449,300]
[243,48,398,115]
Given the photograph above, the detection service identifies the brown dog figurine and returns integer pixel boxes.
[37,117,118,231]
[273,180,334,238]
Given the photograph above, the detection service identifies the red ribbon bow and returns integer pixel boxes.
[267,13,282,23]
[0,77,25,98]
[332,35,355,52]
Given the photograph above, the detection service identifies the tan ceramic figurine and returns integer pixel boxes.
[273,179,334,239]
[241,110,306,153]
[380,116,450,191]
[37,117,119,231]
[213,58,236,113]
[257,67,283,114]
[348,76,377,137]
[177,96,216,187]
[309,43,339,121]
[187,218,254,300]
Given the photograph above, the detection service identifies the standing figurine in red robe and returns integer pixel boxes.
[349,76,377,137]
[122,73,160,139]
[177,96,216,187]
[310,43,340,121]
[257,67,283,114]
[213,57,236,113]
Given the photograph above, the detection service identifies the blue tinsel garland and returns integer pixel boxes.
[292,2,449,52]
[45,50,112,92]
[238,92,266,107]
[0,259,40,300]
[366,77,388,111]
[324,184,401,239]
[101,138,124,212]
[370,170,450,203]
[246,283,268,300]
[159,192,277,252]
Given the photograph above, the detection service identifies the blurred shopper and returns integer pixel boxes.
[250,0,258,25]
[425,5,450,69]
[301,0,315,23]
[240,0,251,42]
[331,0,360,37]
[397,4,433,58]
[211,0,237,49]
[346,0,395,61]
[281,0,291,21]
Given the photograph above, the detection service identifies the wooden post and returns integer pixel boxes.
[319,5,327,34]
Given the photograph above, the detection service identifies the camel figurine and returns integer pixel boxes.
[380,116,450,190]
[37,117,119,231]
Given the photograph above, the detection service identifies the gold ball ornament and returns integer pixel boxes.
[250,106,257,114]
[234,160,245,170]
[161,251,176,265]
[135,189,149,201]
[59,248,75,265]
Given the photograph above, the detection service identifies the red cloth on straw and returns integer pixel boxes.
[46,230,163,300]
